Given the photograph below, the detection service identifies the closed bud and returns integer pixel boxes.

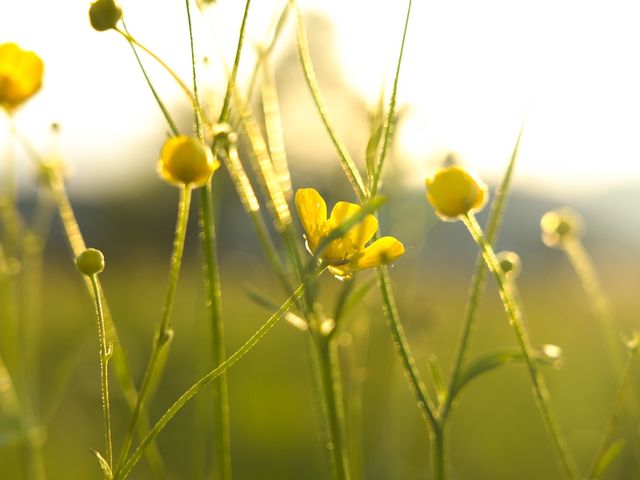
[425,166,488,221]
[540,208,583,248]
[496,251,521,278]
[158,136,219,187]
[76,248,105,276]
[89,0,123,32]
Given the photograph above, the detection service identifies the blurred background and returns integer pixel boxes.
[1,0,640,479]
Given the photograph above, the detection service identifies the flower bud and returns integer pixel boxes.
[211,123,238,150]
[540,208,583,248]
[425,166,488,221]
[496,250,521,278]
[0,43,44,111]
[76,248,105,276]
[158,136,219,187]
[89,0,123,32]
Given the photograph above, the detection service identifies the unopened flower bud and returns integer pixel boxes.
[540,208,583,248]
[212,123,238,150]
[425,166,488,221]
[89,0,123,32]
[76,248,105,276]
[496,251,521,278]
[0,43,44,111]
[158,136,219,187]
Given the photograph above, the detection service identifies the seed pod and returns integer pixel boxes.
[89,0,123,32]
[540,208,583,248]
[496,250,522,278]
[76,248,105,276]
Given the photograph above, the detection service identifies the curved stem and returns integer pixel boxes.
[114,28,210,128]
[588,343,639,478]
[116,282,307,480]
[462,213,578,480]
[115,185,193,474]
[290,0,367,202]
[90,275,113,469]
[376,266,437,428]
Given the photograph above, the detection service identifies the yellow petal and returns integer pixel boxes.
[295,188,327,252]
[425,166,488,221]
[0,43,44,111]
[355,236,405,269]
[328,201,378,248]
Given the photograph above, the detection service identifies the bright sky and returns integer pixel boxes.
[2,0,640,199]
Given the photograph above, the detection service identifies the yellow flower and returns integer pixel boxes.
[425,166,488,221]
[540,208,583,248]
[295,188,405,279]
[0,43,44,112]
[158,136,219,187]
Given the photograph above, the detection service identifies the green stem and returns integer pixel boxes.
[197,182,232,480]
[90,274,113,470]
[562,239,622,370]
[433,423,445,480]
[440,123,523,422]
[115,185,193,475]
[116,282,307,480]
[376,265,437,428]
[462,213,578,480]
[588,343,639,479]
[369,0,412,197]
[312,335,351,480]
[219,0,252,124]
[183,0,234,476]
[290,0,367,202]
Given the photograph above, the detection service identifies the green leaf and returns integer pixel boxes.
[451,346,559,400]
[427,355,446,405]
[90,448,113,480]
[335,278,376,324]
[592,439,625,478]
[365,90,386,183]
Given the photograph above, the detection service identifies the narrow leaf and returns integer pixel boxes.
[90,449,113,480]
[592,439,625,478]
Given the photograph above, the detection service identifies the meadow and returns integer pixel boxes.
[1,1,639,479]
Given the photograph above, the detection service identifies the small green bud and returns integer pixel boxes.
[89,0,123,32]
[75,248,105,276]
[540,208,583,248]
[496,250,521,278]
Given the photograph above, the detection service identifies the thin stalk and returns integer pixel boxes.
[440,123,523,421]
[312,335,351,480]
[197,182,232,480]
[113,28,210,128]
[462,213,578,480]
[22,146,164,475]
[562,238,622,369]
[115,185,193,474]
[433,423,445,480]
[122,21,180,137]
[184,0,233,477]
[376,265,437,428]
[369,0,412,197]
[89,274,113,469]
[218,0,252,124]
[116,282,308,480]
[588,343,639,479]
[290,0,367,202]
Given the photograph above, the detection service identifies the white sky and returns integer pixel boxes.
[2,0,640,199]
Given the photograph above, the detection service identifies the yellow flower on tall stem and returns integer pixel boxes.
[425,165,488,221]
[295,188,405,279]
[0,43,44,112]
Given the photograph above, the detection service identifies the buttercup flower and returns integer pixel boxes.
[0,43,44,112]
[425,166,488,221]
[540,208,583,248]
[158,136,219,187]
[295,188,405,279]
